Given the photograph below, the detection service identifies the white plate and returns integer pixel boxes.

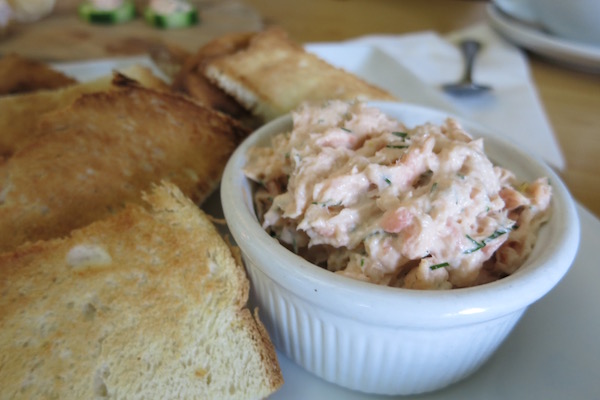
[55,56,600,399]
[486,4,600,72]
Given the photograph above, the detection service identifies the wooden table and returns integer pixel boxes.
[2,0,598,219]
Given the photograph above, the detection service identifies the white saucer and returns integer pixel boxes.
[486,4,600,72]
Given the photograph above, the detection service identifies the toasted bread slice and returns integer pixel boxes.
[0,64,168,158]
[0,182,283,399]
[0,53,77,95]
[204,28,398,122]
[148,42,193,81]
[0,80,248,252]
[172,31,261,129]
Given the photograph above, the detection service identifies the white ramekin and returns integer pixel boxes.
[221,102,580,395]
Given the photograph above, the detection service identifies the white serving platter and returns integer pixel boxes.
[54,52,600,399]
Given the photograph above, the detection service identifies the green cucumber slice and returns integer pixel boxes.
[143,7,198,29]
[78,1,136,24]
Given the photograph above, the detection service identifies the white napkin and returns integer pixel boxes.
[306,23,565,170]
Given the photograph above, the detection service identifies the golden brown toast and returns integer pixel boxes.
[172,31,260,129]
[0,182,283,399]
[0,65,169,158]
[0,80,248,252]
[0,53,77,95]
[148,42,193,81]
[204,28,398,122]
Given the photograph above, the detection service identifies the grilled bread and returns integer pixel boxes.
[0,77,248,252]
[172,31,260,129]
[204,28,398,122]
[0,53,76,95]
[0,182,283,399]
[0,64,168,158]
[148,42,193,81]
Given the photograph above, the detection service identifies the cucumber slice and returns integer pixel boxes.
[144,7,198,29]
[78,1,136,24]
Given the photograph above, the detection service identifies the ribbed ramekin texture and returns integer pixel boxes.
[247,260,525,395]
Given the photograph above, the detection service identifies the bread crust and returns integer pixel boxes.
[0,53,76,95]
[204,27,398,122]
[0,182,283,399]
[0,65,169,158]
[0,80,248,252]
[171,31,261,129]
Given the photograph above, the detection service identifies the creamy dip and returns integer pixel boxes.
[244,101,552,289]
[148,0,192,15]
[90,0,124,11]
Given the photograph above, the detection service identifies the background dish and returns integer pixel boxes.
[486,4,600,73]
[55,56,600,399]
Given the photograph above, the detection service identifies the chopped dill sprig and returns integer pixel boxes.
[464,234,485,254]
[364,230,384,240]
[464,226,514,254]
[430,262,449,270]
